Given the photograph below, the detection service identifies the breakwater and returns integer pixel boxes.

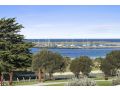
[26,39,120,49]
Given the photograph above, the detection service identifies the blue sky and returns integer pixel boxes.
[0,5,120,39]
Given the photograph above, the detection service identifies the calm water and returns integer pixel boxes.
[26,39,120,42]
[31,48,120,58]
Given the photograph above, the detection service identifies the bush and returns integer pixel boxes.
[112,77,120,85]
[112,71,120,85]
[66,77,96,86]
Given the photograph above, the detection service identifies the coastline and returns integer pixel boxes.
[33,46,120,49]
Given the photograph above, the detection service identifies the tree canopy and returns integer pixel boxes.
[79,56,93,76]
[106,50,120,69]
[70,58,81,78]
[100,50,120,79]
[70,56,93,78]
[32,49,68,80]
[0,18,33,85]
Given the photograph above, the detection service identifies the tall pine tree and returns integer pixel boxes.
[0,18,33,85]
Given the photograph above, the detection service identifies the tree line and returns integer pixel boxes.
[0,18,120,85]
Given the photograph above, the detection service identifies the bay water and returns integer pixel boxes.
[31,48,120,59]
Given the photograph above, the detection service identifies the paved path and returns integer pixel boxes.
[32,79,112,86]
[32,82,67,86]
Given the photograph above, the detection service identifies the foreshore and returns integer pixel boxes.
[32,41,120,49]
[33,46,120,49]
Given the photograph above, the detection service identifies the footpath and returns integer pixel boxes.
[32,79,112,86]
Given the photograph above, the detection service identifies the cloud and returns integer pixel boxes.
[20,23,120,39]
[32,24,55,28]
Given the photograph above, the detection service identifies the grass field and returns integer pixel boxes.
[46,79,113,86]
[96,81,112,86]
[47,83,65,86]
[13,81,38,86]
[45,79,68,83]
[2,80,39,86]
[47,81,112,86]
[2,78,113,86]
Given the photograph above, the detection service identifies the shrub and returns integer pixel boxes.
[66,77,96,86]
[112,77,120,85]
[112,71,120,85]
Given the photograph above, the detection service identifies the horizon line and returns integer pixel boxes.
[25,38,120,39]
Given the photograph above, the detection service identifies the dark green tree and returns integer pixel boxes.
[0,18,33,85]
[32,49,49,82]
[46,52,65,80]
[106,50,120,69]
[100,58,115,80]
[100,50,120,80]
[32,49,67,80]
[63,56,71,72]
[70,58,81,78]
[70,56,93,78]
[0,61,5,86]
[79,56,93,76]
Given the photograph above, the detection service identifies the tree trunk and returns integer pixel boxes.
[75,73,79,79]
[49,73,53,80]
[38,69,42,82]
[0,73,3,86]
[41,69,45,82]
[105,75,108,80]
[38,69,44,82]
[9,71,13,86]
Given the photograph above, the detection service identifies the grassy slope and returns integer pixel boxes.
[2,78,113,86]
[47,80,112,86]
[96,81,112,86]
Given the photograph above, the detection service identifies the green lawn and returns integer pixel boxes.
[13,79,113,86]
[47,83,65,86]
[2,79,67,86]
[92,67,99,71]
[46,80,113,86]
[96,81,112,86]
[93,77,104,80]
[2,80,39,86]
[47,81,112,86]
[2,78,113,86]
[93,76,113,80]
[13,81,38,86]
[45,79,68,83]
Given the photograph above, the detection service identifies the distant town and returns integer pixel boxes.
[26,39,120,49]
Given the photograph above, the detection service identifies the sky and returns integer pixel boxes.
[0,5,120,39]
